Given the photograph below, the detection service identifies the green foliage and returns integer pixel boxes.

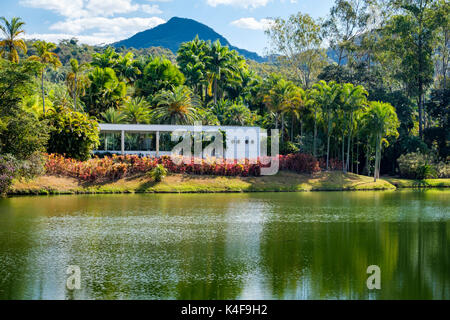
[147,164,168,182]
[152,86,199,124]
[0,110,49,160]
[135,57,185,97]
[120,97,151,124]
[397,151,449,179]
[83,67,127,116]
[45,107,100,161]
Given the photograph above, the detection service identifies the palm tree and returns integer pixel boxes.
[206,41,235,104]
[177,36,209,100]
[263,79,295,137]
[152,86,200,125]
[363,101,399,181]
[281,86,308,143]
[28,40,62,114]
[101,107,127,124]
[116,52,140,84]
[340,83,368,172]
[83,67,127,116]
[0,17,27,63]
[66,58,89,111]
[120,97,151,124]
[312,80,341,170]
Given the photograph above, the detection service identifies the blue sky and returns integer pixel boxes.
[1,0,334,55]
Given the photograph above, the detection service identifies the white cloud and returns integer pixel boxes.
[206,0,271,8]
[19,0,165,46]
[141,4,163,14]
[231,17,273,30]
[20,0,163,18]
[49,17,165,41]
[24,33,116,45]
[85,0,140,17]
[20,0,87,18]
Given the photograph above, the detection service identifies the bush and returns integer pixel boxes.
[45,152,322,182]
[0,155,16,195]
[279,153,320,174]
[397,151,449,179]
[147,164,168,182]
[0,111,49,160]
[46,107,100,161]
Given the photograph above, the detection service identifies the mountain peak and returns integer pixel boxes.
[114,17,265,62]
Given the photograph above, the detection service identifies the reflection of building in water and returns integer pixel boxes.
[96,124,262,160]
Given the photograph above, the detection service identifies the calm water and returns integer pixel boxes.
[0,191,448,300]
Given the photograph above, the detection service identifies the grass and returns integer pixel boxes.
[383,176,450,188]
[10,171,397,196]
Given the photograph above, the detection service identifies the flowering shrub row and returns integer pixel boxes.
[45,153,323,182]
[0,156,16,195]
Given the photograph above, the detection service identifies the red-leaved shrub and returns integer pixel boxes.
[45,152,321,182]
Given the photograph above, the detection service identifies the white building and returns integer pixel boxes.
[95,124,262,160]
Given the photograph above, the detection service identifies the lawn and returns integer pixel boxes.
[10,171,397,195]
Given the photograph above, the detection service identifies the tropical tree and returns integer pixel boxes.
[340,83,368,172]
[282,86,309,143]
[135,57,185,97]
[263,79,295,139]
[83,67,127,116]
[312,80,341,169]
[0,17,27,63]
[383,0,442,138]
[363,101,399,181]
[206,41,237,104]
[120,97,151,124]
[101,108,127,124]
[222,101,255,126]
[177,36,209,99]
[152,86,200,125]
[115,52,141,84]
[66,58,89,111]
[28,40,62,114]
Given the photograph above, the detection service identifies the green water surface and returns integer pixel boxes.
[0,190,448,300]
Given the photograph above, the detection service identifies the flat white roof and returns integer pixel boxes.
[99,124,261,132]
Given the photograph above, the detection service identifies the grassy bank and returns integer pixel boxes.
[383,177,450,188]
[10,171,397,195]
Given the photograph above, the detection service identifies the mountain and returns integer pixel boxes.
[114,17,267,62]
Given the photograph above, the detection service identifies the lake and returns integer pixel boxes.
[0,190,448,300]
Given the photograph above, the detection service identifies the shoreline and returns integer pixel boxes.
[7,172,449,197]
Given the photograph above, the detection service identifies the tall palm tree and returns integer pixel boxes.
[312,80,341,170]
[28,40,62,114]
[66,58,89,111]
[120,97,151,124]
[363,101,399,181]
[340,83,368,172]
[177,36,209,100]
[281,86,309,143]
[116,52,140,84]
[206,41,235,104]
[0,17,27,63]
[152,86,200,125]
[263,79,295,143]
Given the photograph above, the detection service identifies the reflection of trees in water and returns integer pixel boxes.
[259,218,449,299]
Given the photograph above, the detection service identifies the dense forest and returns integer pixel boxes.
[0,0,448,191]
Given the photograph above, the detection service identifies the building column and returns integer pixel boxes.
[121,130,125,155]
[156,131,160,157]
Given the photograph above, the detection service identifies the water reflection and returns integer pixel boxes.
[0,191,448,300]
